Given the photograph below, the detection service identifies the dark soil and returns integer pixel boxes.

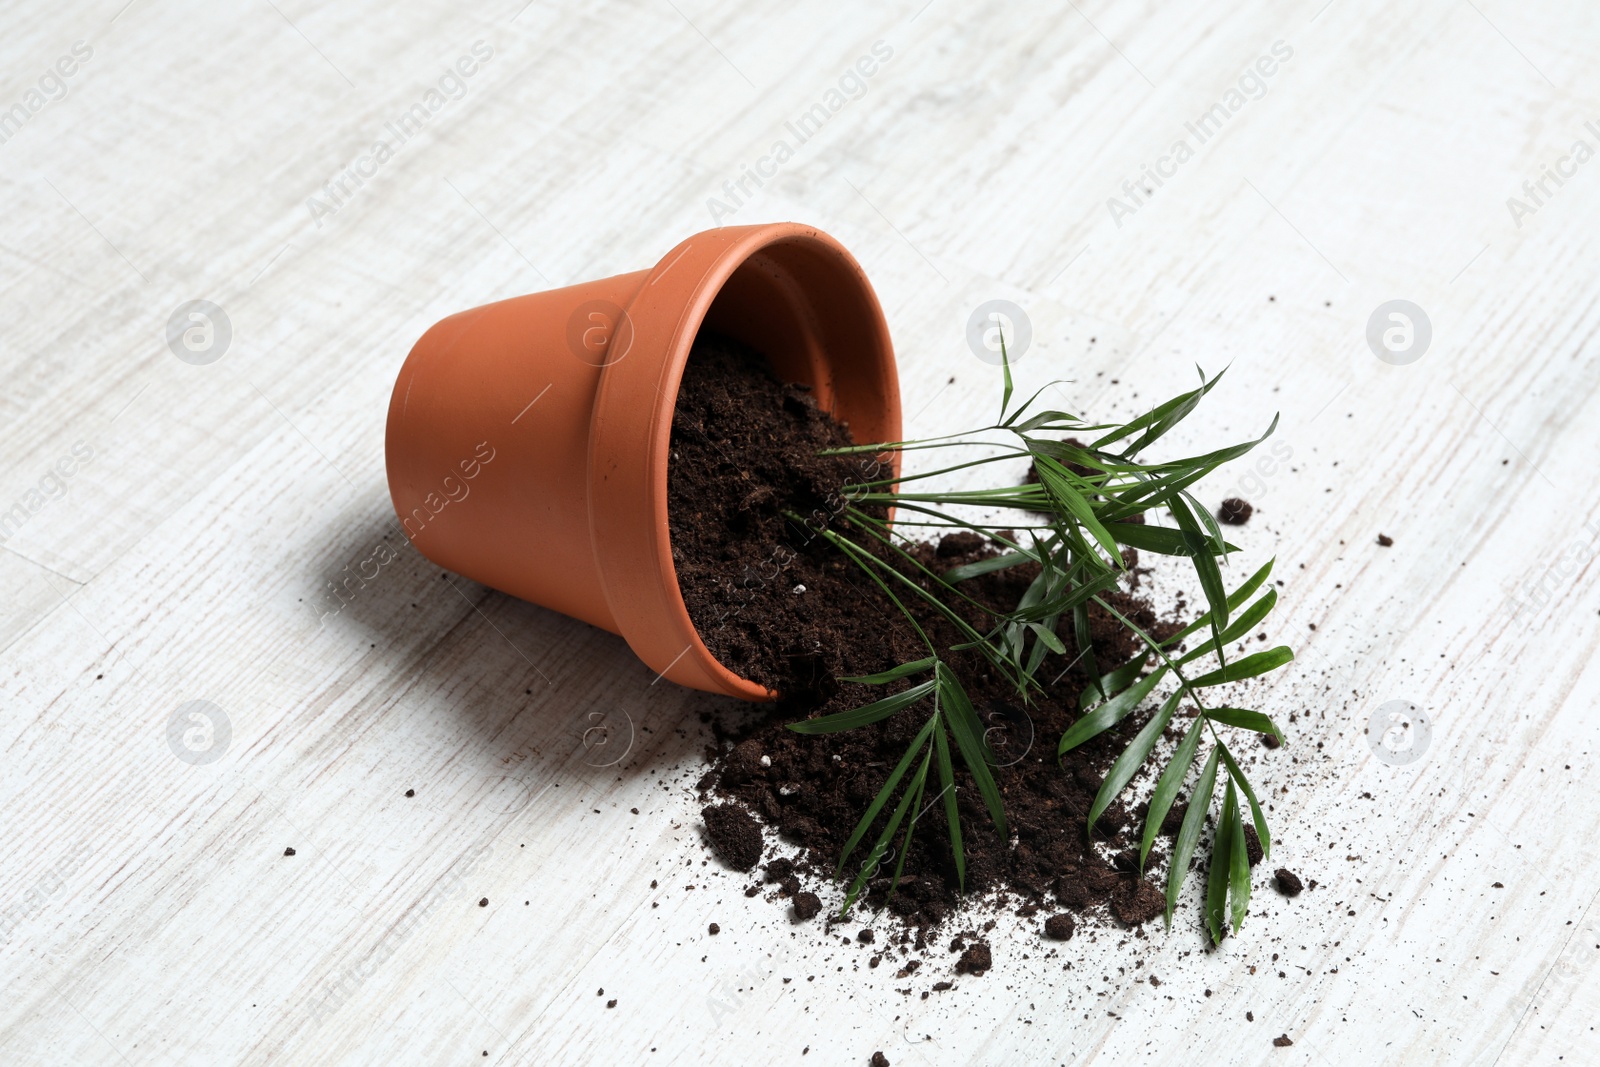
[792,892,822,921]
[1218,497,1253,525]
[1043,913,1076,940]
[668,335,894,701]
[702,804,762,872]
[669,334,1242,951]
[1274,868,1303,896]
[954,942,992,975]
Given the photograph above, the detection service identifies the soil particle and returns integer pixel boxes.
[936,531,986,557]
[1111,878,1166,926]
[708,923,720,935]
[857,928,875,944]
[1218,498,1253,525]
[283,848,295,857]
[721,738,766,784]
[606,999,617,1009]
[792,892,822,921]
[870,1053,891,1067]
[1377,533,1393,546]
[702,804,763,872]
[1273,1035,1293,1047]
[954,942,992,975]
[1043,914,1076,940]
[1274,868,1304,896]
[1244,826,1264,868]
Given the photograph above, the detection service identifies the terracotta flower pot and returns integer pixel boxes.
[385,222,901,700]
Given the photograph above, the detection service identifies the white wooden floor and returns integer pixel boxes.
[3,1,1599,1064]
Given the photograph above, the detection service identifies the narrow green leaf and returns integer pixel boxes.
[821,525,1009,681]
[1081,651,1151,710]
[1141,715,1203,869]
[1088,690,1181,834]
[837,716,936,868]
[840,657,939,686]
[999,325,1014,421]
[1002,619,1025,674]
[1025,437,1130,473]
[1097,415,1280,522]
[1010,408,1084,433]
[933,724,965,890]
[1168,746,1221,926]
[1059,667,1167,755]
[788,679,937,734]
[1170,493,1229,633]
[1070,596,1099,696]
[885,754,931,900]
[1217,741,1272,861]
[1186,646,1294,688]
[1091,368,1224,454]
[1176,590,1278,667]
[1033,455,1122,563]
[945,551,1029,583]
[1014,567,1121,623]
[1024,540,1065,678]
[998,380,1056,427]
[1227,782,1251,933]
[1183,488,1228,556]
[1108,523,1234,557]
[1206,707,1286,744]
[1028,622,1068,655]
[936,663,1009,839]
[1007,553,1051,667]
[1024,621,1057,679]
[1206,778,1238,944]
[840,746,930,914]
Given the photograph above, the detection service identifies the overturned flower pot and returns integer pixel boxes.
[384,222,901,700]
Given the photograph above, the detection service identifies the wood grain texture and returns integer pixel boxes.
[2,0,1598,1063]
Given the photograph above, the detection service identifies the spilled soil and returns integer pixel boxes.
[668,334,1267,953]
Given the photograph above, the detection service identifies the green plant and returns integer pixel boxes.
[787,337,1292,942]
